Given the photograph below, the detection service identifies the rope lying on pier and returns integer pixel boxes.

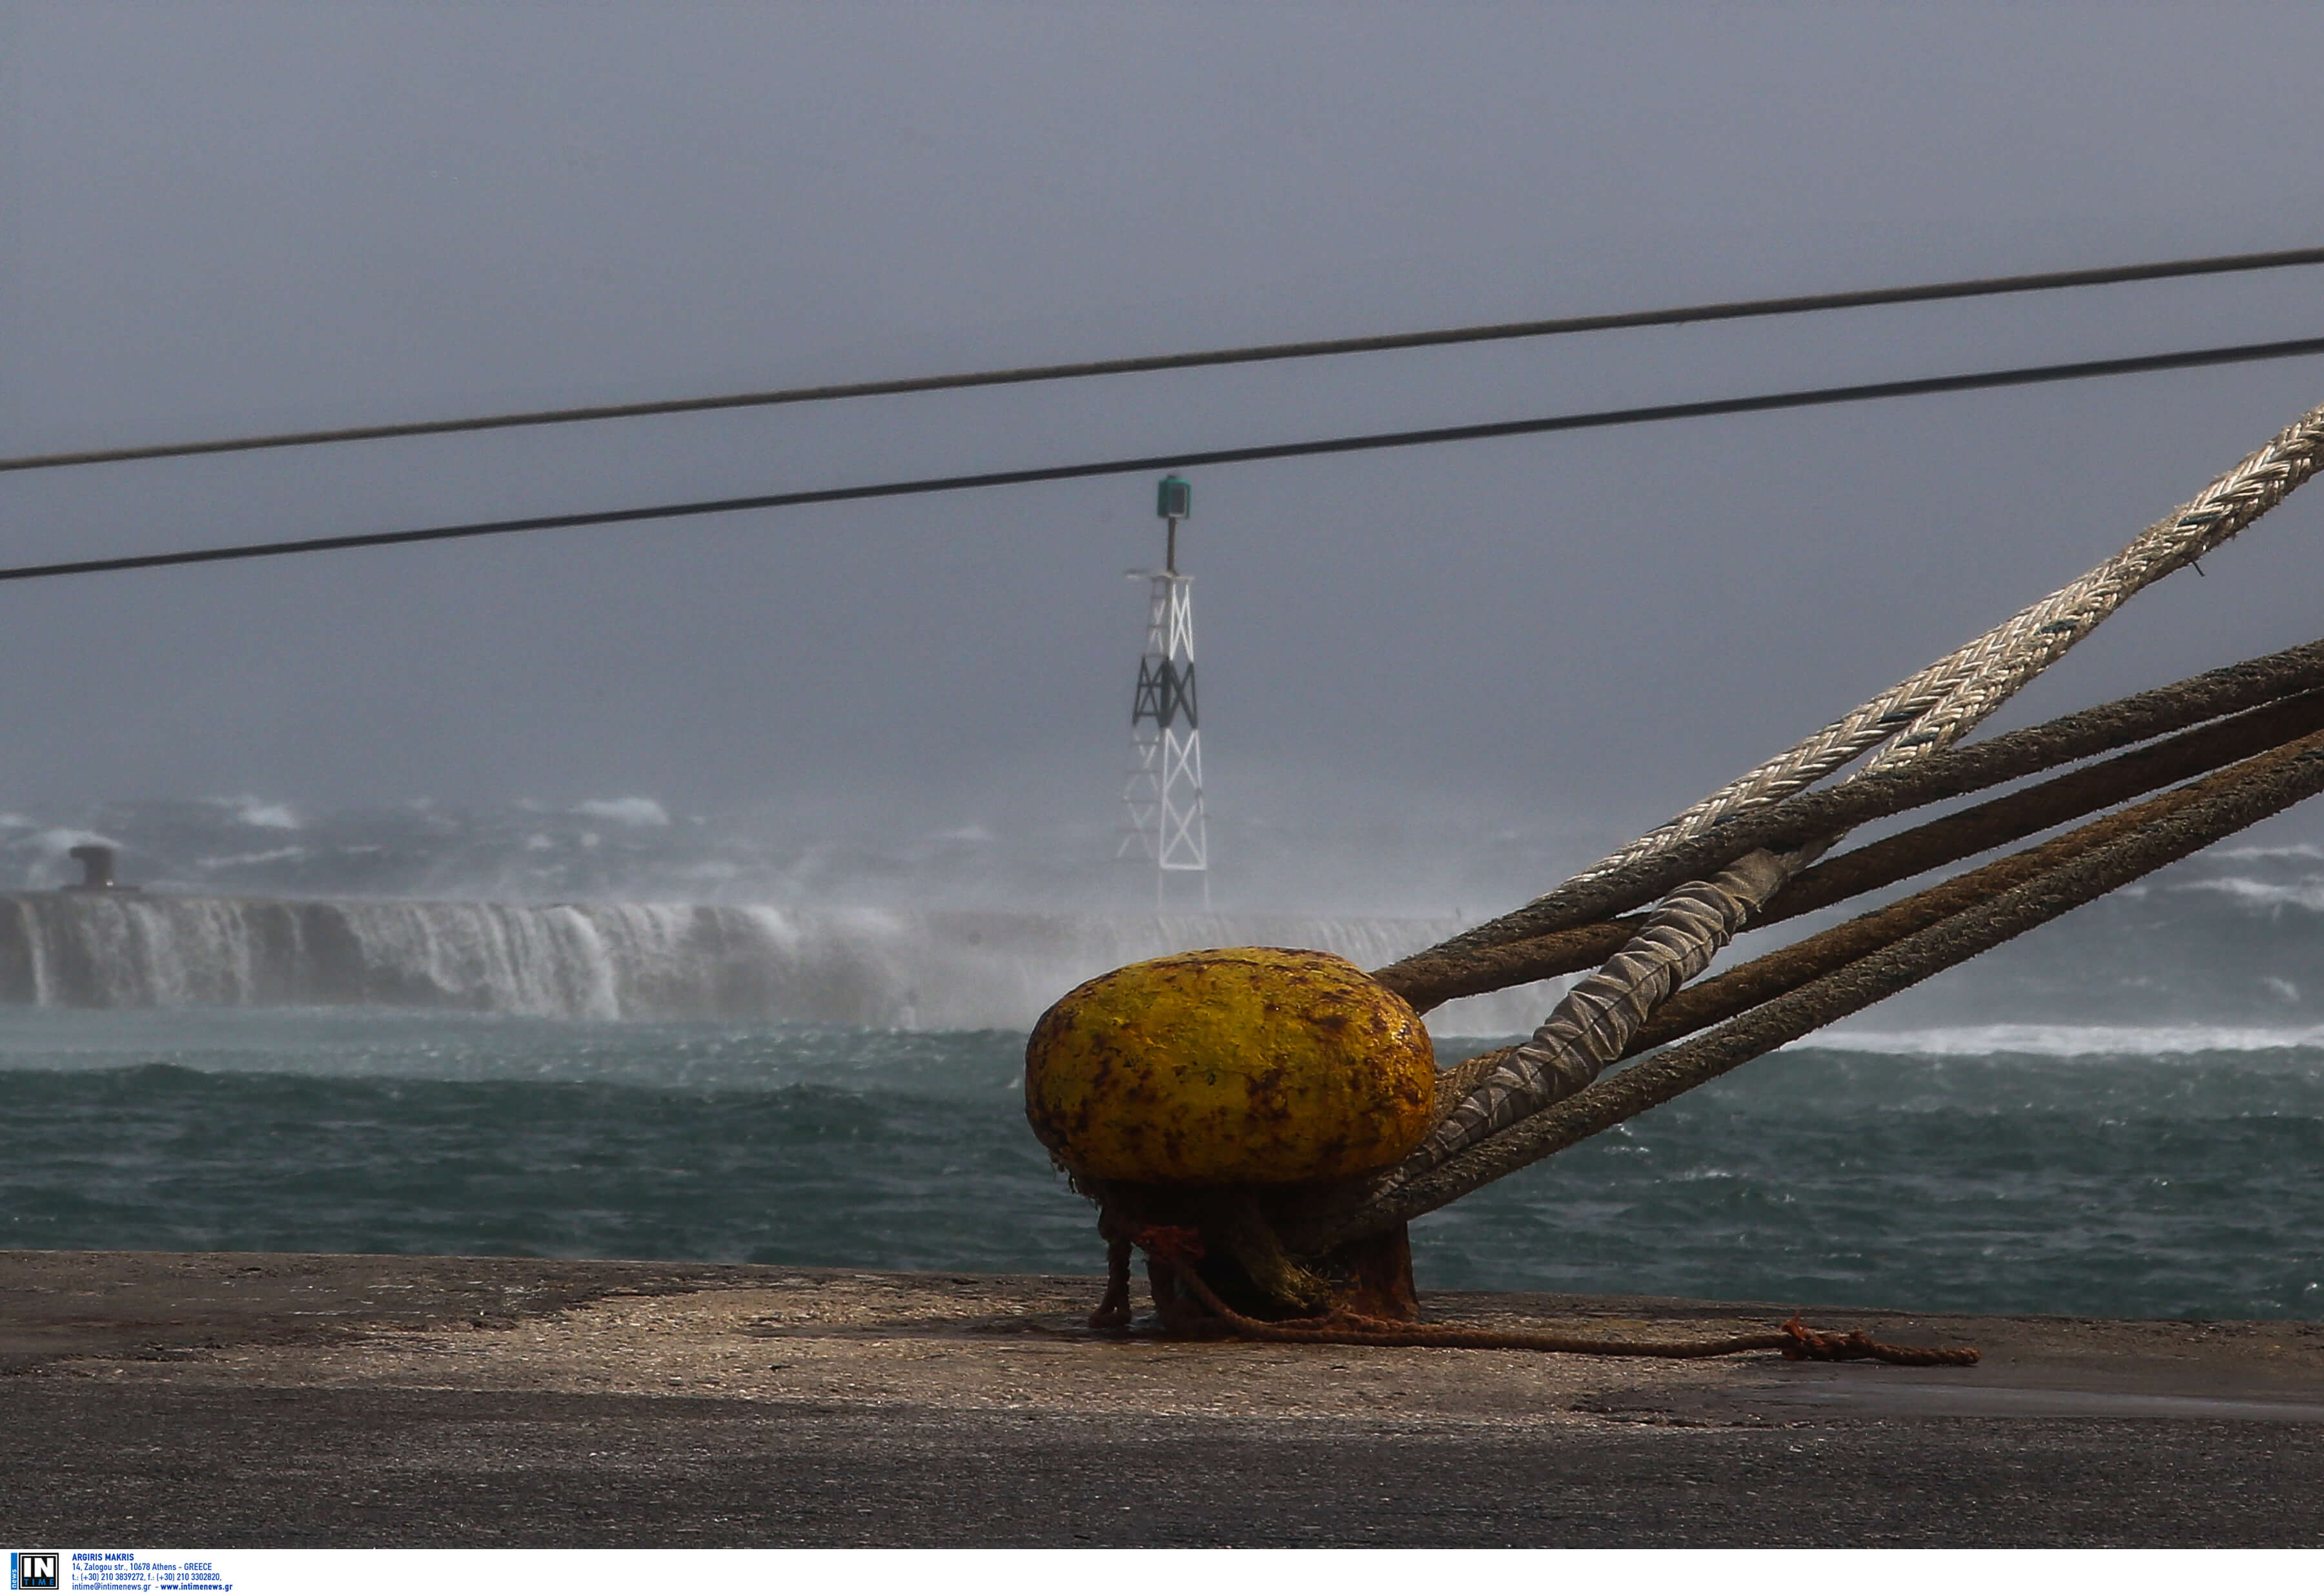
[1121,1226,1978,1365]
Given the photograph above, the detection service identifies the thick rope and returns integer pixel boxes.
[1303,726,2324,1246]
[1406,849,1798,1168]
[1390,684,2324,1035]
[1376,632,2324,997]
[1407,715,2259,1134]
[1564,402,2324,886]
[1752,686,2324,929]
[1621,761,2234,1057]
[1385,407,2324,1184]
[1126,1227,1978,1365]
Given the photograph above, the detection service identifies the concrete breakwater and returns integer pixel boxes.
[0,893,1554,1031]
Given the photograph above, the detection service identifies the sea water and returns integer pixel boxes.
[2,1007,2318,1321]
[3,808,2323,1321]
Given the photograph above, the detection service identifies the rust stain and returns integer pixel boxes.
[1023,947,1435,1184]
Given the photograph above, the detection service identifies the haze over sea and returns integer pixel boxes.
[1,798,2320,1322]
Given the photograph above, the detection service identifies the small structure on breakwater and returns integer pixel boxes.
[61,843,134,893]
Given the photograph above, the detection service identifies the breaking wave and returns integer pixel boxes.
[0,894,1561,1034]
[5,792,2324,1041]
[1807,1023,2324,1057]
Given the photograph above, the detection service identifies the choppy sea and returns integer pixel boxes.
[1,799,2321,1321]
[3,1010,2318,1321]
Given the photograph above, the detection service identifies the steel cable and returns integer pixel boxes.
[8,245,2321,476]
[6,336,2324,587]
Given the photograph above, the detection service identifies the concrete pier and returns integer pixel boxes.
[3,1249,2320,1545]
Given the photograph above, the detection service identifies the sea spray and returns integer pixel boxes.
[0,895,1567,1031]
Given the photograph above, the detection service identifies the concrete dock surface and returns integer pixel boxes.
[2,1249,2321,1546]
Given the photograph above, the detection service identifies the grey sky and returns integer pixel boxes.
[4,3,2323,906]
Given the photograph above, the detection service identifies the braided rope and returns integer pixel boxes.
[1408,849,1794,1170]
[1565,403,2324,886]
[1403,403,2324,1201]
[1305,726,2324,1248]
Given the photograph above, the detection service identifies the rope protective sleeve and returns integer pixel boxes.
[1620,764,2231,1057]
[1406,848,1795,1168]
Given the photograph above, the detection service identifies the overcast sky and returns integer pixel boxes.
[3,3,2323,904]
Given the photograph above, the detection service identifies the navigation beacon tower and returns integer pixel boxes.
[1119,474,1209,908]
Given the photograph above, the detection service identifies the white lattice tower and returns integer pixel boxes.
[1119,570,1208,879]
[1119,481,1208,904]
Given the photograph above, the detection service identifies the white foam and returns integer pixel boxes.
[2176,877,2324,910]
[193,847,311,870]
[232,801,300,830]
[0,897,1560,1031]
[1805,1022,2324,1057]
[574,798,670,828]
[2214,842,2324,860]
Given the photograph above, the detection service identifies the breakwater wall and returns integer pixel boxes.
[0,894,1556,1033]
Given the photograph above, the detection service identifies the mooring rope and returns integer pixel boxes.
[1065,406,2324,1320]
[1751,686,2324,929]
[1123,1226,1978,1365]
[1309,724,2324,1245]
[1618,760,2237,1055]
[1377,632,2324,997]
[1383,403,2324,1199]
[1405,848,1802,1166]
[1566,401,2324,886]
[1382,684,2324,1019]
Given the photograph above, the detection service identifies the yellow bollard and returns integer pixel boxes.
[1024,947,1436,1186]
